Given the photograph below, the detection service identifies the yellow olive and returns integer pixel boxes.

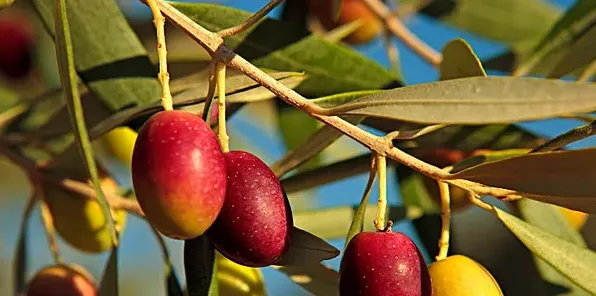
[557,206,588,230]
[45,175,126,253]
[102,126,137,167]
[429,255,503,296]
[216,252,267,296]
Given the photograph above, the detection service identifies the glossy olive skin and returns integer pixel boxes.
[308,0,382,44]
[0,17,33,79]
[26,264,97,296]
[339,231,432,296]
[132,110,226,240]
[429,255,503,296]
[208,151,293,267]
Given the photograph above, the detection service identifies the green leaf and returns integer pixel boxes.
[275,228,340,266]
[439,38,486,80]
[274,264,339,296]
[293,205,405,240]
[495,207,596,294]
[397,167,440,216]
[166,263,184,296]
[281,154,371,194]
[184,236,218,296]
[226,75,306,103]
[32,0,160,111]
[514,0,596,76]
[99,247,119,296]
[344,157,376,250]
[54,0,116,244]
[548,22,596,78]
[449,148,596,214]
[271,90,379,177]
[13,197,37,296]
[417,0,560,53]
[517,198,590,295]
[171,2,401,96]
[451,148,531,173]
[278,108,322,172]
[331,77,596,125]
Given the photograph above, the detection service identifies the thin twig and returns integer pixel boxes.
[146,0,173,111]
[361,0,441,67]
[39,199,63,264]
[216,63,229,152]
[201,60,218,122]
[382,27,401,76]
[373,155,387,231]
[145,0,534,202]
[578,60,596,82]
[436,181,450,261]
[531,120,596,153]
[217,0,286,37]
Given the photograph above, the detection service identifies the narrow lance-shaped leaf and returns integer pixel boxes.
[548,21,596,79]
[271,90,380,177]
[171,3,401,96]
[184,236,218,296]
[293,204,406,240]
[494,207,596,294]
[517,198,590,295]
[332,77,596,125]
[416,0,559,53]
[439,38,486,81]
[14,197,37,295]
[98,247,119,296]
[275,228,340,266]
[54,0,116,245]
[448,148,596,214]
[31,0,161,111]
[515,0,596,76]
[344,156,376,250]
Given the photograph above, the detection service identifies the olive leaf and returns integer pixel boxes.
[99,247,119,296]
[449,148,596,214]
[332,77,596,125]
[517,198,590,295]
[54,0,116,244]
[495,207,596,294]
[171,2,401,96]
[439,38,486,80]
[184,235,218,296]
[275,228,340,266]
[548,22,596,78]
[515,0,596,76]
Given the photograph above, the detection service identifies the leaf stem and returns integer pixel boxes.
[374,155,387,231]
[382,27,401,76]
[40,199,63,264]
[217,0,286,37]
[146,0,173,111]
[54,0,118,247]
[436,181,450,261]
[216,63,229,152]
[361,0,441,67]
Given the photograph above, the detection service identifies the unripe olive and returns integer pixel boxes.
[428,255,503,296]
